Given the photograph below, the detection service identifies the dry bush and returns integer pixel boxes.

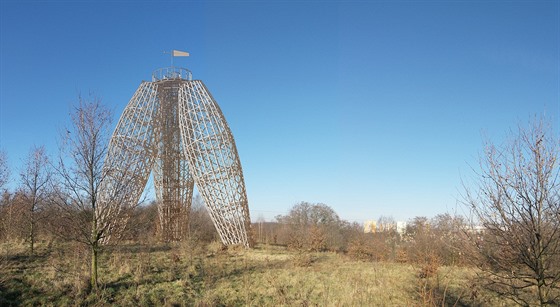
[207,240,226,255]
[418,252,440,279]
[291,252,315,267]
[347,236,376,261]
[0,193,28,242]
[309,225,326,252]
[123,202,158,242]
[395,248,408,263]
[416,260,448,306]
[418,277,438,306]
[276,202,360,252]
[285,228,305,250]
[188,195,218,244]
[226,243,246,253]
[347,233,391,262]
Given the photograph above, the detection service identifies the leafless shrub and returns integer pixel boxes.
[50,94,144,289]
[347,233,390,262]
[463,116,560,306]
[418,252,440,279]
[123,201,158,242]
[276,202,355,252]
[207,240,226,256]
[291,252,315,267]
[0,150,9,191]
[187,194,218,244]
[18,145,52,255]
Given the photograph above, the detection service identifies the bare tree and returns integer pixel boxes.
[464,117,560,306]
[377,215,396,232]
[276,202,345,251]
[19,145,52,254]
[0,150,10,241]
[0,150,9,191]
[0,192,18,242]
[429,213,469,265]
[404,216,438,265]
[51,94,143,289]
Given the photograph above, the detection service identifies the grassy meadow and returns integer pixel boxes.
[0,240,509,306]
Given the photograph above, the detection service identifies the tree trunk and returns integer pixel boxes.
[30,199,35,255]
[91,216,99,290]
[91,244,98,289]
[30,218,34,255]
[537,236,547,306]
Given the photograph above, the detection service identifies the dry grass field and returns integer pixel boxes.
[0,241,507,306]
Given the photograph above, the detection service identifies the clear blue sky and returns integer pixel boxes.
[1,1,558,223]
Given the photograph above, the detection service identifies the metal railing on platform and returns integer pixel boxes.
[152,67,192,81]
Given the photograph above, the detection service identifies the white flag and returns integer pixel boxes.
[172,50,190,57]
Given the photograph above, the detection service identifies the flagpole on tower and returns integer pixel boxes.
[164,50,190,68]
[163,51,172,67]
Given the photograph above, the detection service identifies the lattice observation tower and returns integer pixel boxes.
[99,65,251,247]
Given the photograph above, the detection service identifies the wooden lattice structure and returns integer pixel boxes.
[99,66,250,246]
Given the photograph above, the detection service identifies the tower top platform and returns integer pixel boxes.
[152,67,192,82]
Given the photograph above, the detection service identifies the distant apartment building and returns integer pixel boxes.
[363,220,376,233]
[363,219,407,235]
[396,221,407,235]
[468,225,485,234]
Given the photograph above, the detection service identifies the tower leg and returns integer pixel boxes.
[98,82,160,243]
[178,80,251,247]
